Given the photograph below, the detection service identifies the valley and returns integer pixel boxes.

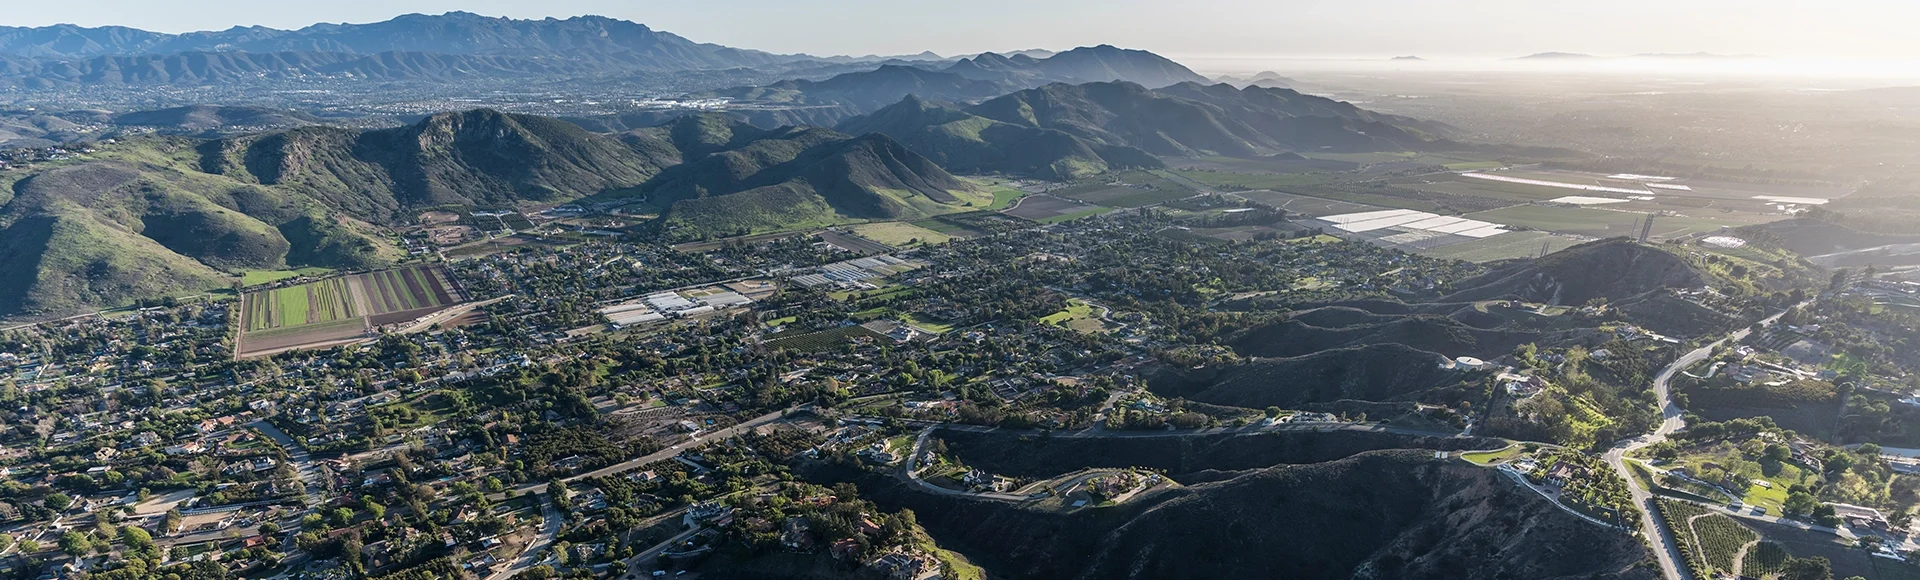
[0,8,1919,580]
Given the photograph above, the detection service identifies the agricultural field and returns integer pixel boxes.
[243,277,355,332]
[1049,171,1197,208]
[352,264,463,323]
[1002,195,1107,222]
[1233,189,1383,217]
[1414,231,1587,263]
[237,263,468,357]
[1658,499,1761,579]
[848,222,955,247]
[820,230,893,255]
[908,218,988,238]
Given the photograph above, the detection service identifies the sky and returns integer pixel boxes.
[5,0,1919,62]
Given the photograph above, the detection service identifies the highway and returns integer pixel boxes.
[1604,305,1801,580]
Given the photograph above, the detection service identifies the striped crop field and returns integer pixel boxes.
[352,264,458,317]
[237,263,467,356]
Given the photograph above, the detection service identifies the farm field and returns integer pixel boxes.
[243,277,355,332]
[908,218,988,238]
[1003,195,1105,221]
[848,222,955,247]
[1414,231,1587,263]
[820,230,893,255]
[1233,189,1383,217]
[1167,155,1360,174]
[237,263,467,357]
[1054,185,1192,208]
[351,263,463,322]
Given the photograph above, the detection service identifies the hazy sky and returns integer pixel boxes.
[5,0,1917,60]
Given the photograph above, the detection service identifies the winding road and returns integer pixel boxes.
[1604,305,1802,580]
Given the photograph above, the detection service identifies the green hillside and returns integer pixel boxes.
[836,95,1162,179]
[201,109,663,225]
[643,124,987,239]
[0,110,993,316]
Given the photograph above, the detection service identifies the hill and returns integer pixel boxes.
[834,95,1162,179]
[1440,238,1706,305]
[201,109,661,224]
[0,13,804,70]
[0,108,674,317]
[628,115,985,238]
[701,45,1211,125]
[967,81,1452,158]
[0,109,998,315]
[113,105,321,133]
[0,50,618,88]
[1150,343,1471,409]
[1226,310,1538,360]
[1516,52,1597,60]
[0,158,394,316]
[832,81,1451,177]
[857,447,1655,580]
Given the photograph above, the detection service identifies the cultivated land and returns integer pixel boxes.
[848,222,956,247]
[1002,194,1113,223]
[236,263,467,356]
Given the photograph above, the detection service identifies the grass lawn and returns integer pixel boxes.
[1461,445,1523,466]
[905,313,955,333]
[849,222,956,247]
[1039,300,1096,325]
[1038,300,1110,333]
[988,186,1027,210]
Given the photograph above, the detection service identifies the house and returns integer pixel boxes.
[1544,462,1577,487]
[868,551,938,580]
[779,517,814,551]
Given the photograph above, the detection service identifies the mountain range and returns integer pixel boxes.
[693,45,1213,126]
[0,12,804,69]
[0,108,983,316]
[834,81,1455,178]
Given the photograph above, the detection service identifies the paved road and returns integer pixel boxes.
[618,519,702,580]
[507,407,799,497]
[903,428,1034,501]
[879,415,1469,441]
[252,420,323,505]
[489,495,562,580]
[1603,305,1801,580]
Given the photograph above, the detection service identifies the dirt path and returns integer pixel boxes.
[1730,538,1759,577]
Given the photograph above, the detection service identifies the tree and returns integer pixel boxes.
[44,493,72,511]
[121,526,154,551]
[1764,444,1791,463]
[58,531,91,557]
[1264,406,1282,419]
